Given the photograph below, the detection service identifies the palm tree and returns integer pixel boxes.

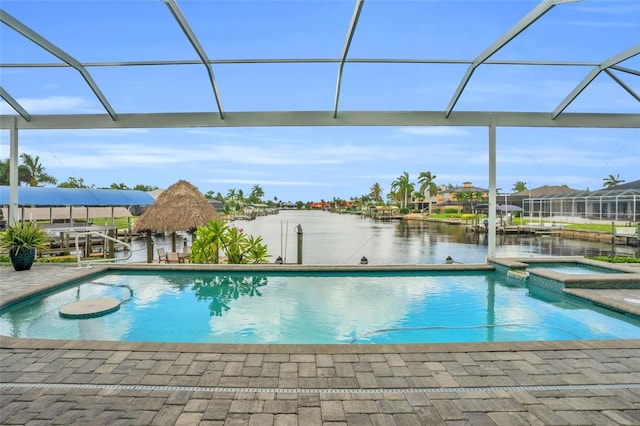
[369,182,384,204]
[417,171,437,214]
[18,154,57,187]
[249,184,264,203]
[0,157,36,186]
[453,191,468,214]
[603,174,625,188]
[512,181,527,193]
[470,191,485,210]
[226,188,236,200]
[0,158,12,186]
[390,172,414,210]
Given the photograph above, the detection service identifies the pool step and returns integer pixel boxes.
[507,269,529,281]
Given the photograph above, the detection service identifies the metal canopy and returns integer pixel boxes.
[0,0,638,259]
[0,186,154,207]
[0,0,638,130]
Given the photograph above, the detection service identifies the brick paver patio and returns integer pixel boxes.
[1,264,639,425]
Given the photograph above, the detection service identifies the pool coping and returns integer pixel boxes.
[2,334,640,354]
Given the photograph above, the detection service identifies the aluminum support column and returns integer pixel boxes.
[488,121,497,259]
[9,118,19,225]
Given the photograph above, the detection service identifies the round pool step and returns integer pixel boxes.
[59,298,121,319]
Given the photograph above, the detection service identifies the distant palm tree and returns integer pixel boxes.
[603,174,625,188]
[19,153,57,187]
[391,172,415,210]
[250,184,264,202]
[453,191,468,214]
[470,191,485,209]
[512,181,527,193]
[417,171,437,214]
[369,182,384,204]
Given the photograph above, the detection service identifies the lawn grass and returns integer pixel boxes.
[89,217,138,229]
[562,223,618,232]
[425,215,637,234]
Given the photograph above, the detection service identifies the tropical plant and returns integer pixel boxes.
[1,155,52,186]
[132,184,158,191]
[369,182,384,204]
[0,158,11,186]
[191,219,229,264]
[390,172,414,210]
[0,221,48,253]
[0,221,49,271]
[57,177,93,188]
[512,181,527,193]
[603,174,625,188]
[244,235,269,264]
[452,191,469,214]
[222,227,247,264]
[19,153,57,187]
[249,184,264,203]
[417,171,437,214]
[191,220,270,264]
[105,182,130,190]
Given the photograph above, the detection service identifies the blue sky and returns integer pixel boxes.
[1,0,638,202]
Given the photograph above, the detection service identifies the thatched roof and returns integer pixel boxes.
[133,180,219,233]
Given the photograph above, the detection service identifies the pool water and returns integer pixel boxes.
[1,270,639,344]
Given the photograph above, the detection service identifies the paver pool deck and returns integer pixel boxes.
[1,263,640,425]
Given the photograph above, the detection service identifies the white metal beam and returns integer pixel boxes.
[612,65,640,77]
[0,58,606,68]
[444,0,576,118]
[605,69,640,103]
[333,0,365,118]
[553,44,640,119]
[0,9,117,121]
[0,87,31,121]
[1,111,638,130]
[162,0,225,120]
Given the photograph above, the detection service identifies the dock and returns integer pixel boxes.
[498,224,562,235]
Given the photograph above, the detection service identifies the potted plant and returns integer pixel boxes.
[0,221,48,271]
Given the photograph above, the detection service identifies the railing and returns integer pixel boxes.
[74,231,132,267]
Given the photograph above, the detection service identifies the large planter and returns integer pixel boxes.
[9,248,36,271]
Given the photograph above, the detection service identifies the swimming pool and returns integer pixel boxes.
[1,269,639,344]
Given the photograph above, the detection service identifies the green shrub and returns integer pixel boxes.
[0,221,48,253]
[590,256,640,264]
[37,255,77,263]
[192,220,270,264]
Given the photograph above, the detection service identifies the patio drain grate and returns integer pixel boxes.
[2,382,639,394]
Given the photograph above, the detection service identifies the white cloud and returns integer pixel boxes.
[16,96,99,114]
[198,178,324,186]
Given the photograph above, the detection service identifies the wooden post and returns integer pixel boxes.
[295,224,303,265]
[146,232,153,263]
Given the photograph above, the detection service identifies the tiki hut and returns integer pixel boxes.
[133,180,219,258]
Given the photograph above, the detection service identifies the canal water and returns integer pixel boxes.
[123,210,638,264]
